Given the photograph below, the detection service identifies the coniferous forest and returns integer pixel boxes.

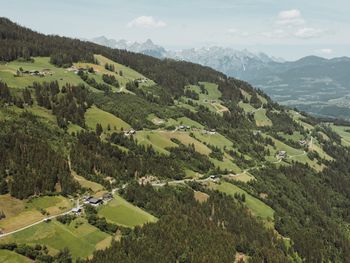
[1,17,350,263]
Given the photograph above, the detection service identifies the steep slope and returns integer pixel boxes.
[1,18,350,262]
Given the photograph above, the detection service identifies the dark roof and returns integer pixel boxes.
[89,198,102,204]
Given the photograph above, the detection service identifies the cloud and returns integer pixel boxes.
[127,16,167,28]
[317,48,333,54]
[276,9,305,26]
[294,27,325,38]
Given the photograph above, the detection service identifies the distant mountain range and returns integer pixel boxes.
[90,36,350,120]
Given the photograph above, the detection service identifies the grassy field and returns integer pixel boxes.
[254,109,272,127]
[238,101,256,113]
[184,82,228,115]
[98,195,157,228]
[331,125,350,147]
[72,172,105,193]
[0,195,73,233]
[208,181,274,221]
[0,250,30,263]
[85,105,131,132]
[93,55,155,88]
[135,130,178,154]
[229,172,255,183]
[0,57,85,89]
[0,218,109,260]
[192,131,233,150]
[264,134,323,171]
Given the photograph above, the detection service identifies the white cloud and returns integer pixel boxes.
[317,48,333,54]
[276,9,305,26]
[127,16,167,28]
[278,9,301,20]
[294,27,324,38]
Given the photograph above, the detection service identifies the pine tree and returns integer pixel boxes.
[96,123,103,136]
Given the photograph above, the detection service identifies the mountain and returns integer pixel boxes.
[90,37,350,120]
[90,36,167,58]
[167,47,284,79]
[241,56,350,120]
[1,18,350,263]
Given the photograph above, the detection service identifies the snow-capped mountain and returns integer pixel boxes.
[89,37,282,77]
[166,47,284,79]
[90,37,167,58]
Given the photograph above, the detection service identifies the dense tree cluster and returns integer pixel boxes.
[248,162,350,262]
[0,112,78,199]
[102,74,119,88]
[84,183,293,263]
[168,142,214,174]
[32,81,91,128]
[70,131,186,188]
[93,92,180,129]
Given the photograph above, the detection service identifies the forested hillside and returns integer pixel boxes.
[1,18,350,263]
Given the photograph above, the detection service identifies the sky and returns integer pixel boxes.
[1,0,350,60]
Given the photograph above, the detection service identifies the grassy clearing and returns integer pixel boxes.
[160,131,211,155]
[192,131,233,150]
[174,117,204,129]
[0,250,30,263]
[229,172,255,183]
[0,57,85,89]
[184,82,227,115]
[238,101,256,113]
[277,131,304,142]
[210,157,241,173]
[194,191,209,203]
[264,134,323,171]
[93,55,155,88]
[0,218,109,260]
[72,172,104,193]
[98,195,157,228]
[207,181,274,221]
[85,105,131,132]
[330,125,350,147]
[0,195,73,233]
[255,109,272,127]
[135,130,178,154]
[240,89,252,100]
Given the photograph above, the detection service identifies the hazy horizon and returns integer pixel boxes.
[2,0,350,60]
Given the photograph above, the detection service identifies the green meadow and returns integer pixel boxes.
[98,195,157,228]
[0,250,30,263]
[0,218,109,260]
[208,181,274,221]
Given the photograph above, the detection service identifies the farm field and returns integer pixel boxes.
[0,57,85,88]
[0,195,73,233]
[85,105,131,132]
[0,250,30,263]
[0,218,109,260]
[207,181,274,221]
[98,195,157,228]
